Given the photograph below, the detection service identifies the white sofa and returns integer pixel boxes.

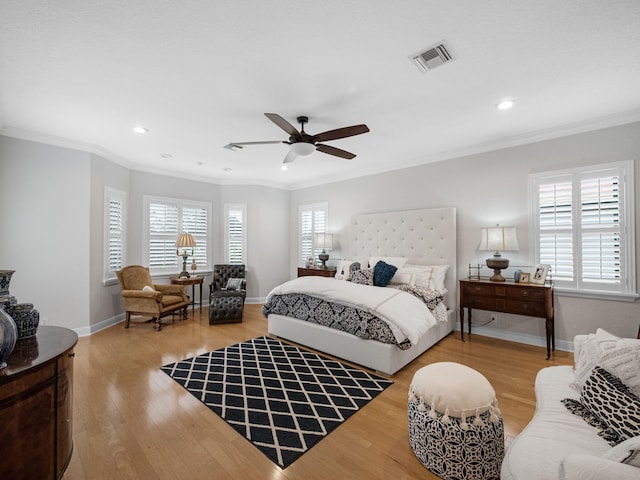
[501,330,640,480]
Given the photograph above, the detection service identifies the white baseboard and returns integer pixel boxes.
[458,325,574,353]
[75,313,125,337]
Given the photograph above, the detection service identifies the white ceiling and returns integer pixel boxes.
[2,1,640,190]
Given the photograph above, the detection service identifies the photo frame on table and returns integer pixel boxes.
[531,264,550,285]
[518,272,531,284]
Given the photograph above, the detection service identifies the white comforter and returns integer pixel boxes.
[265,276,437,346]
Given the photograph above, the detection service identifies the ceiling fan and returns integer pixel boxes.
[225,113,370,165]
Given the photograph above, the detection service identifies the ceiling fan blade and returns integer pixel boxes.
[226,141,285,148]
[283,151,297,164]
[264,113,301,139]
[316,144,356,160]
[311,124,369,143]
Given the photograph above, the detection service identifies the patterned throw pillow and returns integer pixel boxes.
[226,278,244,290]
[563,366,640,445]
[373,261,398,287]
[350,268,373,285]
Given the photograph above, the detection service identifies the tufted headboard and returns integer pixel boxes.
[349,207,457,308]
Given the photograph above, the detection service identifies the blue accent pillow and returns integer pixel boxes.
[373,261,398,287]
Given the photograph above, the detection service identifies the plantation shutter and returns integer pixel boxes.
[182,205,208,268]
[538,179,573,281]
[580,173,621,285]
[226,205,246,264]
[299,203,327,266]
[149,202,179,269]
[104,187,126,281]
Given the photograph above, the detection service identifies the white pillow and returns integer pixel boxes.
[602,435,640,467]
[409,362,499,418]
[404,264,449,292]
[142,285,155,292]
[389,270,414,285]
[368,256,408,270]
[335,260,359,281]
[572,328,640,397]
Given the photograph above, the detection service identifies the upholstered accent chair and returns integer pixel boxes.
[116,265,189,331]
[209,264,246,324]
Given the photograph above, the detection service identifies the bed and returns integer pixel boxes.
[264,207,457,375]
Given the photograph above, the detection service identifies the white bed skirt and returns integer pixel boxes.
[267,311,455,376]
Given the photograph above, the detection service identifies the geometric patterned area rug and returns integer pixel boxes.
[161,336,393,468]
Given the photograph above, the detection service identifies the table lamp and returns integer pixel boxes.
[479,225,519,282]
[315,232,333,269]
[176,233,196,278]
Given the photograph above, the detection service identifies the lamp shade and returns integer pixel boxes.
[176,233,196,249]
[315,232,333,251]
[479,226,519,253]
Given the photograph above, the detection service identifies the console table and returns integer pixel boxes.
[171,275,204,313]
[459,278,555,358]
[0,325,78,479]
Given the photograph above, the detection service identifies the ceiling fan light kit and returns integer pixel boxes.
[226,113,369,166]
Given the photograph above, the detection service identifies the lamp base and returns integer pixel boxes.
[318,252,329,269]
[179,255,191,278]
[486,257,509,282]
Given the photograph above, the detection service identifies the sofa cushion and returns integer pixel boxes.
[603,435,640,467]
[573,328,640,397]
[572,366,640,445]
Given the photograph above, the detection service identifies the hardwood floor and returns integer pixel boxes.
[62,304,573,480]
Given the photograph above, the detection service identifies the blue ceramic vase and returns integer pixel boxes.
[0,307,17,369]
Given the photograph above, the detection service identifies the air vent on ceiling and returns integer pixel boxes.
[410,43,453,73]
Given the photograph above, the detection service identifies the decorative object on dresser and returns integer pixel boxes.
[0,326,78,480]
[116,265,189,330]
[161,336,392,468]
[266,207,457,375]
[314,232,333,268]
[175,232,196,278]
[459,277,554,358]
[479,225,519,282]
[0,269,40,338]
[209,264,246,324]
[0,306,17,369]
[297,266,337,277]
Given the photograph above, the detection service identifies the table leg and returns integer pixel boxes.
[460,308,465,341]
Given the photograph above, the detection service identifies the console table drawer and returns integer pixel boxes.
[505,287,547,301]
[505,300,546,317]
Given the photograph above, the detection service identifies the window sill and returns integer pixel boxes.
[554,287,639,302]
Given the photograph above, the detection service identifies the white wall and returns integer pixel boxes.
[0,136,90,330]
[290,122,640,347]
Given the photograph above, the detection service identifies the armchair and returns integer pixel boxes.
[116,265,190,331]
[209,264,246,324]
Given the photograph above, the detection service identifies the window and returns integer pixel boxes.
[104,187,126,282]
[225,204,247,264]
[144,196,210,274]
[299,202,328,267]
[530,160,636,299]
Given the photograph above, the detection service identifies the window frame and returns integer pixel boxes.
[224,203,247,265]
[143,195,211,276]
[103,187,126,284]
[529,160,637,301]
[299,202,328,267]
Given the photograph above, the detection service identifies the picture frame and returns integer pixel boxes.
[518,272,531,284]
[306,255,315,268]
[531,264,550,285]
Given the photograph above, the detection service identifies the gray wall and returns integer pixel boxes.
[1,121,638,346]
[290,122,640,348]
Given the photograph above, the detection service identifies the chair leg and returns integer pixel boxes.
[125,312,131,328]
[155,317,162,331]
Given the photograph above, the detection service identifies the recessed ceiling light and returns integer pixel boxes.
[223,167,232,172]
[133,126,148,134]
[160,153,172,158]
[496,99,515,110]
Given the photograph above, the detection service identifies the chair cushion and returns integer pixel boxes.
[226,278,245,290]
[161,295,184,307]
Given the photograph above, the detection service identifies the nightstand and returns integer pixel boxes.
[297,267,337,278]
[459,278,554,358]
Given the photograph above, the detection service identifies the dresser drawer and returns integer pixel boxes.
[505,286,547,301]
[505,300,547,317]
[461,283,496,297]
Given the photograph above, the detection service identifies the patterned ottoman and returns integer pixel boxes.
[408,362,504,480]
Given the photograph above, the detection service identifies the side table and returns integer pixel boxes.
[297,267,337,278]
[170,276,204,314]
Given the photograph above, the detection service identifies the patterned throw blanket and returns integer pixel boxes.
[262,278,447,350]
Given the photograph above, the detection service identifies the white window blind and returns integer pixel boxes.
[225,204,246,264]
[530,160,635,298]
[144,196,211,274]
[104,187,126,282]
[299,202,327,267]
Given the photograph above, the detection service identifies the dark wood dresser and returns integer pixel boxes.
[297,267,337,278]
[459,278,554,358]
[0,326,78,479]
